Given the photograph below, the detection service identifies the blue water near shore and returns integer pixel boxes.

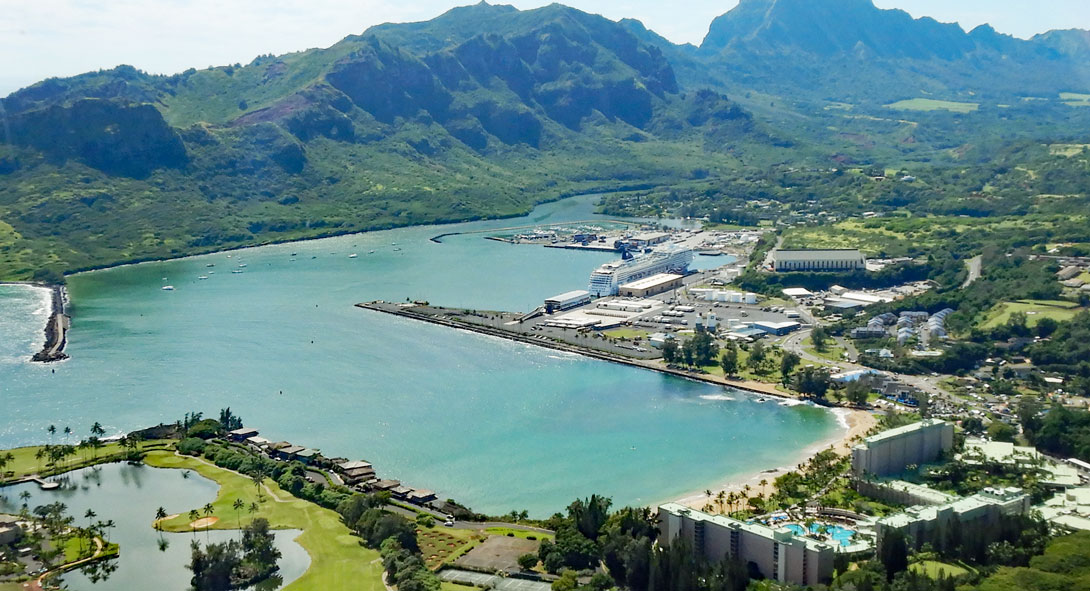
[0,196,836,515]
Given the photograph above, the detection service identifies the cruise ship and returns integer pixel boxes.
[588,245,694,296]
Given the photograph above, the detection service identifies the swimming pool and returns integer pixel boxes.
[784,522,857,547]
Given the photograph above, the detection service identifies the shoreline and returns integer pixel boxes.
[52,187,657,281]
[671,408,877,512]
[0,281,69,363]
[359,301,880,513]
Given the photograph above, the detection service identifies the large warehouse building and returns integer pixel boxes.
[771,249,866,272]
[852,419,954,478]
[618,273,683,297]
[659,504,835,586]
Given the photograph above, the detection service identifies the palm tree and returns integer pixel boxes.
[82,510,97,556]
[102,519,114,545]
[759,479,768,497]
[63,426,72,446]
[47,424,56,443]
[155,506,168,541]
[233,499,244,533]
[188,509,200,539]
[35,448,45,475]
[248,502,259,524]
[202,503,214,540]
[19,490,31,508]
[250,470,265,502]
[0,451,13,480]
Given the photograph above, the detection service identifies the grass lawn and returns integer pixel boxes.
[1,440,173,481]
[144,451,383,591]
[441,582,476,591]
[483,527,553,540]
[603,328,650,341]
[980,300,1084,329]
[885,98,979,113]
[909,560,970,578]
[801,336,846,365]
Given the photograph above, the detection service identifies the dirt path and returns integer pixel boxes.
[33,535,106,589]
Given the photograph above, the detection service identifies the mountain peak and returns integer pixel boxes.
[701,0,976,60]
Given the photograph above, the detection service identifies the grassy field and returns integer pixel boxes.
[144,451,383,591]
[0,440,172,480]
[980,300,1084,329]
[1049,143,1090,157]
[885,98,979,113]
[909,559,971,578]
[1061,92,1090,107]
[603,328,650,341]
[800,336,847,365]
[483,527,553,540]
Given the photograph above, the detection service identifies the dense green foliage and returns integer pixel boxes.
[188,518,282,591]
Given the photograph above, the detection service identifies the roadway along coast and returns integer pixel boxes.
[360,300,801,401]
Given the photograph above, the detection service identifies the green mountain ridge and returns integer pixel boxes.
[0,0,1088,279]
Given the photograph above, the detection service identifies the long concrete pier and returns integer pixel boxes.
[357,301,797,400]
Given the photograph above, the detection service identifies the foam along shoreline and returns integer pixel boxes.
[32,284,69,363]
[673,408,877,511]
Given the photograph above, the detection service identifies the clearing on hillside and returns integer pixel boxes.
[885,98,979,113]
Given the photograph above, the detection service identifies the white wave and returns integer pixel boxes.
[830,407,851,429]
[778,399,808,407]
[699,394,735,402]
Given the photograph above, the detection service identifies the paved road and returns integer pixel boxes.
[962,255,982,288]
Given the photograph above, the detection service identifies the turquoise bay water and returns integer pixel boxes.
[0,463,309,590]
[0,196,837,515]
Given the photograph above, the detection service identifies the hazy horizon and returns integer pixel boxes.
[2,0,1088,96]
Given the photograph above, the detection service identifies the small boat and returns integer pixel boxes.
[348,253,358,259]
[206,263,215,267]
[231,270,244,274]
[369,250,376,254]
[393,247,401,251]
[198,275,208,280]
[238,263,247,268]
[208,271,215,274]
[291,252,297,257]
[161,285,175,291]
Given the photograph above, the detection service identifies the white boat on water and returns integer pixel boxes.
[231,270,244,274]
[238,263,247,268]
[161,285,175,291]
[348,253,358,258]
[369,250,376,254]
[198,275,208,280]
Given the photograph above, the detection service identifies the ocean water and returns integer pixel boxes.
[0,196,836,515]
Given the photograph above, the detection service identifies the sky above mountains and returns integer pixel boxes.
[2,0,1088,96]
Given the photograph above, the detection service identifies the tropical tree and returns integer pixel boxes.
[720,343,739,377]
[233,499,245,533]
[203,503,215,540]
[780,351,801,384]
[63,426,72,445]
[155,506,168,542]
[248,502,259,524]
[47,424,56,443]
[189,509,200,538]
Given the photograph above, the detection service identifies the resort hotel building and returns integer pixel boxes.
[875,487,1030,551]
[851,419,954,478]
[658,503,835,586]
[770,249,866,272]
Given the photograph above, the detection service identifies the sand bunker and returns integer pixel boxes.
[189,516,220,529]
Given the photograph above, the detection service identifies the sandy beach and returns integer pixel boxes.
[674,407,878,511]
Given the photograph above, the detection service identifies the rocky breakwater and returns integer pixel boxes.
[32,285,70,362]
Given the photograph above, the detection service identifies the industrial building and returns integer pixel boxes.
[851,419,954,477]
[544,290,591,313]
[875,487,1030,551]
[618,273,683,297]
[626,232,671,248]
[659,503,835,586]
[771,249,866,272]
[690,289,758,305]
[751,320,801,336]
